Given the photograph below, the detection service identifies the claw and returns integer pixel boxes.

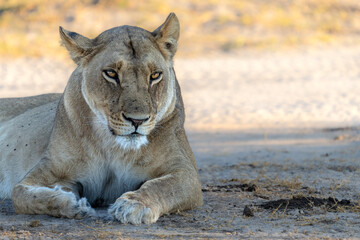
[108,197,158,224]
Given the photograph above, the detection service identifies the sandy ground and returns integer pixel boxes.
[0,46,360,239]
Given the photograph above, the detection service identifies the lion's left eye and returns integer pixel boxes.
[150,71,162,84]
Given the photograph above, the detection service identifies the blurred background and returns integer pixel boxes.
[1,0,360,58]
[1,0,360,131]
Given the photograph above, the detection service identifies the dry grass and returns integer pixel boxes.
[0,0,360,58]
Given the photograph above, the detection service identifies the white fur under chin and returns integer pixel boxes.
[115,135,148,150]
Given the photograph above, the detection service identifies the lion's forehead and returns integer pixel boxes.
[100,35,162,63]
[98,28,157,54]
[110,44,162,64]
[95,45,164,74]
[89,27,166,72]
[97,26,151,42]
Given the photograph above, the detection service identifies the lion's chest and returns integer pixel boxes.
[78,159,147,207]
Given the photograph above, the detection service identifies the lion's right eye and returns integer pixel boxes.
[104,70,118,79]
[102,70,119,84]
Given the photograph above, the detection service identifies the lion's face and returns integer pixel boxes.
[81,31,176,149]
[60,14,180,149]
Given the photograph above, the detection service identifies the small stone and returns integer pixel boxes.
[243,205,254,217]
[29,220,40,227]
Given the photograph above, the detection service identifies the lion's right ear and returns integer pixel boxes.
[59,27,94,65]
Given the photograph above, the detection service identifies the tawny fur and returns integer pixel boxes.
[0,13,203,224]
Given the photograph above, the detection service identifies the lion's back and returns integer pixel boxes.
[0,93,62,122]
[0,94,61,198]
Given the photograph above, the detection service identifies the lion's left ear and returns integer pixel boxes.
[152,13,180,59]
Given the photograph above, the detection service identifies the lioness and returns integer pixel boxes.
[0,13,203,224]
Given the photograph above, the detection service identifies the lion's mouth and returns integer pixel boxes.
[109,128,143,137]
[110,128,149,150]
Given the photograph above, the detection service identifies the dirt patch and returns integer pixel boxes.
[202,183,257,193]
[259,196,353,211]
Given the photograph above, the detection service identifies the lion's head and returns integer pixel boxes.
[60,13,180,150]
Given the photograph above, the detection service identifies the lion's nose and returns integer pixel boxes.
[122,114,149,128]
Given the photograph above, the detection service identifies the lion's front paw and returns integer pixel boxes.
[12,184,96,219]
[70,198,97,219]
[108,194,159,224]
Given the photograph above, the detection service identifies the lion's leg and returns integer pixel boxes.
[108,169,203,224]
[11,163,95,219]
[12,184,95,219]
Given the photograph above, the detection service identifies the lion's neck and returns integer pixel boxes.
[52,68,101,147]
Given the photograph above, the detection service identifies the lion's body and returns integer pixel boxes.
[0,13,203,224]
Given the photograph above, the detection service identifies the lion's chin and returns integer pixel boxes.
[114,134,148,150]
